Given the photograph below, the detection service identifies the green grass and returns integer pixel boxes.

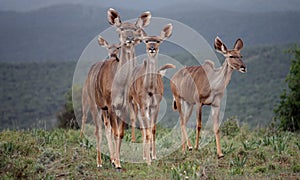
[0,124,299,179]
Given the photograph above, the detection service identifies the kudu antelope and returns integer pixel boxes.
[93,8,151,169]
[80,36,120,168]
[170,37,246,158]
[129,24,175,164]
[80,36,120,138]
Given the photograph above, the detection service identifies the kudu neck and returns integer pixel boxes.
[119,44,136,68]
[143,55,158,87]
[221,58,234,88]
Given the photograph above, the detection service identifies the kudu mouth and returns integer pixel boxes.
[239,65,247,73]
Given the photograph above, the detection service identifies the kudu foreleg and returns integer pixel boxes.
[103,110,115,165]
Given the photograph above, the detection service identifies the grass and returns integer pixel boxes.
[0,123,300,179]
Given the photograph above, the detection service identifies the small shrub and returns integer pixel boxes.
[254,166,267,173]
[221,117,240,137]
[293,164,300,173]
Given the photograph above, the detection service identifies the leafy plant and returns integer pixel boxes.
[274,46,300,131]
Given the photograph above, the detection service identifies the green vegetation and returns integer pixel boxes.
[0,61,75,130]
[0,44,295,130]
[274,46,300,131]
[0,124,299,179]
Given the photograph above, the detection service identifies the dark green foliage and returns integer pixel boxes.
[0,61,75,130]
[274,46,300,131]
[56,88,79,130]
[221,117,240,137]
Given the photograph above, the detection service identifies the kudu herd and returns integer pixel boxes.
[80,8,246,170]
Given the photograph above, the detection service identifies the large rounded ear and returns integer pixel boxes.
[214,36,227,54]
[160,23,173,40]
[234,38,243,51]
[107,8,121,27]
[98,36,109,48]
[136,11,151,28]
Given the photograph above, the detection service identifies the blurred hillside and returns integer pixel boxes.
[0,4,299,62]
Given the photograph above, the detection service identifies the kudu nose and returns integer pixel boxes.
[149,46,156,53]
[240,65,247,73]
[126,36,134,44]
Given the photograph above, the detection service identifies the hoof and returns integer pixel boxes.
[218,154,224,159]
[188,147,193,151]
[116,167,122,172]
[97,164,102,168]
[111,161,116,168]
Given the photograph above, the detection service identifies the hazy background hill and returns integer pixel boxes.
[0,1,299,130]
[0,3,300,61]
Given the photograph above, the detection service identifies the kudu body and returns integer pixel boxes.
[93,8,151,169]
[80,36,120,138]
[80,36,120,168]
[129,24,175,164]
[170,37,246,158]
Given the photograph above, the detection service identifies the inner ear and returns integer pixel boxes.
[214,37,228,54]
[107,8,121,26]
[98,36,109,47]
[136,11,151,28]
[160,23,173,40]
[234,38,243,51]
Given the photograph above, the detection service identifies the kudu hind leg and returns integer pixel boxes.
[80,92,89,137]
[95,111,103,167]
[178,99,193,152]
[195,105,202,150]
[212,105,224,158]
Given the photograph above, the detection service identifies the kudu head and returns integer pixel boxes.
[142,23,173,58]
[98,36,120,59]
[214,37,246,73]
[107,8,151,47]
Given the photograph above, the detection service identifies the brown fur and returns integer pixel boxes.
[170,37,246,158]
[91,8,151,169]
[129,24,174,164]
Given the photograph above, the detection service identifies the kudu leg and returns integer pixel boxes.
[80,93,89,137]
[138,107,151,164]
[95,111,103,167]
[212,106,224,158]
[178,100,193,152]
[129,102,137,142]
[103,110,115,165]
[195,105,202,150]
[150,106,159,160]
[113,116,125,170]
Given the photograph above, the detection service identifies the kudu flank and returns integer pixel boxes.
[170,37,246,158]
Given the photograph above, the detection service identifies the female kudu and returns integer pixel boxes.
[129,24,175,165]
[170,37,246,158]
[94,8,151,169]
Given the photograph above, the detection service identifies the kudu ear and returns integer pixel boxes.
[136,11,151,28]
[160,23,173,40]
[98,36,109,48]
[214,36,228,54]
[107,8,121,27]
[234,38,243,51]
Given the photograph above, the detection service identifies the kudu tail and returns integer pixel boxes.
[157,63,176,76]
[172,98,178,111]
